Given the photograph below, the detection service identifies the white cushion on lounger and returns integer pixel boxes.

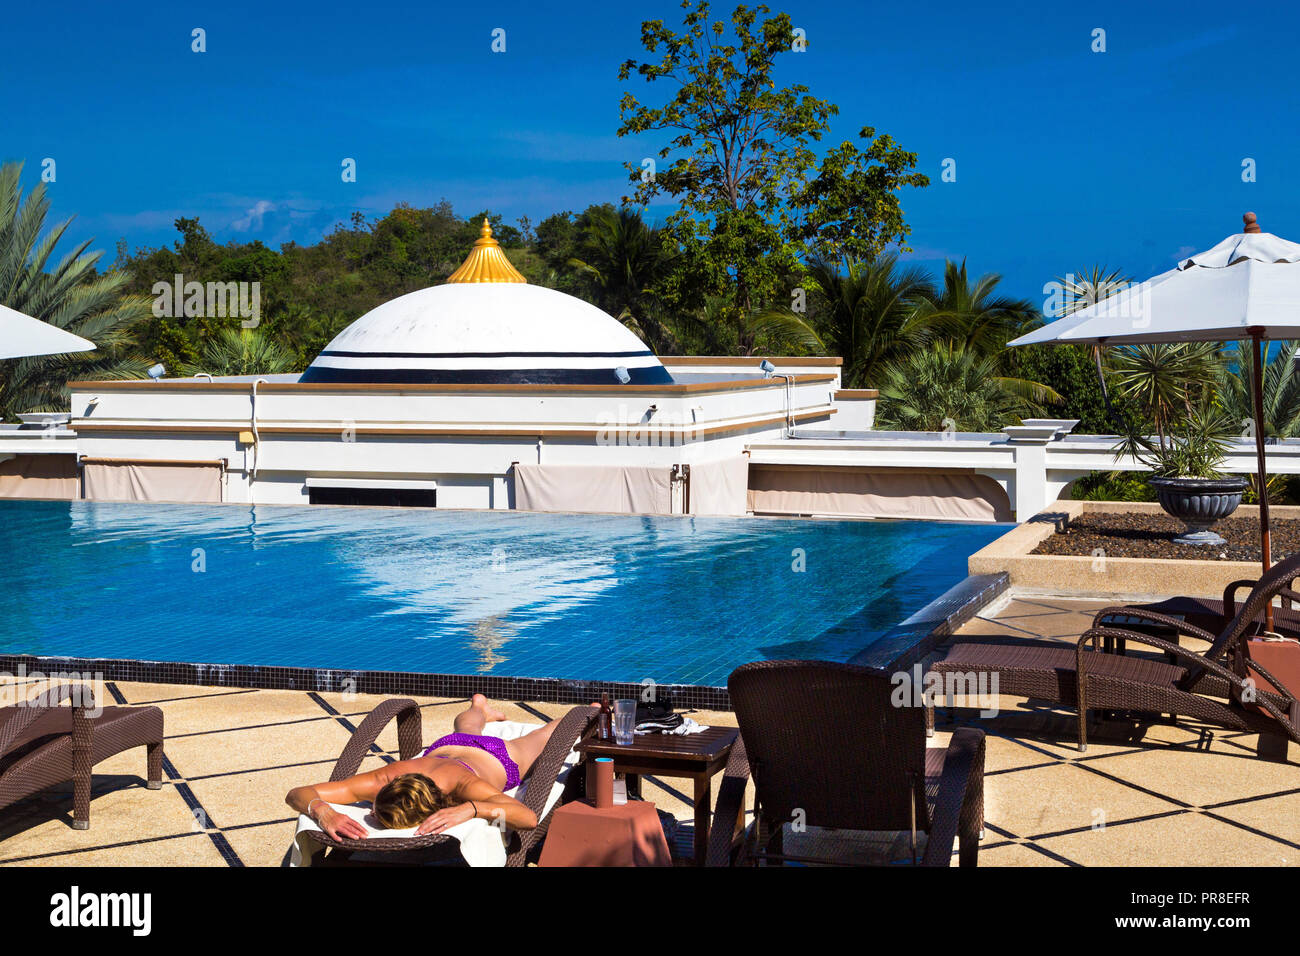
[288,718,580,868]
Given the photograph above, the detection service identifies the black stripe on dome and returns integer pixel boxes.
[298,365,676,385]
[318,349,658,359]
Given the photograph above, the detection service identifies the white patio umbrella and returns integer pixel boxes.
[0,302,95,360]
[1010,213,1300,576]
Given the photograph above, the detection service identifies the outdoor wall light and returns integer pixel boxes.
[759,359,776,377]
[147,363,166,380]
[614,366,631,384]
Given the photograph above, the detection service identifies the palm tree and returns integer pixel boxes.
[911,258,1058,408]
[1216,341,1300,502]
[179,327,298,377]
[875,342,1024,432]
[1052,264,1133,412]
[1217,340,1300,439]
[1107,343,1222,453]
[0,162,151,420]
[1054,265,1132,318]
[747,255,937,388]
[568,206,678,353]
[912,259,1040,356]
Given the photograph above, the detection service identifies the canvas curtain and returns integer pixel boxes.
[747,465,1010,522]
[512,464,673,515]
[0,454,80,500]
[82,459,224,503]
[688,456,750,516]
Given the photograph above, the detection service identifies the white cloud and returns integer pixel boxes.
[231,199,276,232]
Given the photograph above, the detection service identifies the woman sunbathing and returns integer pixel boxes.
[286,695,581,840]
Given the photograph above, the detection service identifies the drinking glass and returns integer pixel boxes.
[613,698,637,745]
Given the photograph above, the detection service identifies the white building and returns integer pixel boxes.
[0,224,842,516]
[4,223,1294,521]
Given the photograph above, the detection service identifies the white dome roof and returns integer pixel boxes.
[301,282,671,385]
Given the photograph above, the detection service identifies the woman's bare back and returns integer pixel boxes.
[418,746,509,791]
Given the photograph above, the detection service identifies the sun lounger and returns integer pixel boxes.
[291,699,595,867]
[706,660,984,867]
[928,551,1300,754]
[1103,572,1300,644]
[0,684,164,829]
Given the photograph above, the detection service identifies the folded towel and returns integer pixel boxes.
[288,718,579,868]
[635,713,684,733]
[636,715,707,736]
[289,799,505,867]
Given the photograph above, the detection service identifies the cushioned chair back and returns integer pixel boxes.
[728,660,927,834]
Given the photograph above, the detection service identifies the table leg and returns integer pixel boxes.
[625,772,642,801]
[693,774,711,867]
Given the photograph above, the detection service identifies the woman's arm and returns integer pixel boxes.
[285,759,416,840]
[415,777,538,835]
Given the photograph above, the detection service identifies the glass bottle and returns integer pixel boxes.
[598,693,612,740]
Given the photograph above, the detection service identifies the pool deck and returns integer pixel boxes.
[3,594,1298,866]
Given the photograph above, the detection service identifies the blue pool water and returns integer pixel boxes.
[0,500,1007,686]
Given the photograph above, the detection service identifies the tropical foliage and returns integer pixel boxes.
[0,162,152,420]
[911,259,1038,356]
[1216,340,1300,439]
[566,205,678,353]
[748,255,934,382]
[1113,395,1235,480]
[875,342,1029,433]
[616,1,927,339]
[1107,343,1222,448]
[178,327,298,378]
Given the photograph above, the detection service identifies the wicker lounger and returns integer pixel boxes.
[706,660,985,867]
[1111,579,1300,641]
[300,698,595,867]
[0,684,164,830]
[929,551,1300,754]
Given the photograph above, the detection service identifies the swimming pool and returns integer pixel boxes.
[1,500,1007,686]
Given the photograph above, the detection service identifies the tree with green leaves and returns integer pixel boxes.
[875,342,1026,432]
[178,327,297,377]
[0,162,151,420]
[1051,264,1133,416]
[1107,342,1222,452]
[1009,343,1136,435]
[747,255,936,381]
[913,260,1040,356]
[567,205,678,353]
[1215,341,1300,502]
[617,1,927,336]
[910,258,1057,408]
[1217,340,1300,440]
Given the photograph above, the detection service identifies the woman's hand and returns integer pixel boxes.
[416,803,477,835]
[317,805,369,841]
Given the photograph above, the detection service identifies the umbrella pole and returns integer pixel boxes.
[1251,332,1275,631]
[1251,332,1272,572]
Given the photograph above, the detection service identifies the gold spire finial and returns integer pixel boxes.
[446,218,527,284]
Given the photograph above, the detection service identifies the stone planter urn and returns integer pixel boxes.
[1147,476,1247,546]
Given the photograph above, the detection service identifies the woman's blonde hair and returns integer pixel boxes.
[373,773,452,829]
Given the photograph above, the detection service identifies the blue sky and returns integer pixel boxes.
[2,0,1297,306]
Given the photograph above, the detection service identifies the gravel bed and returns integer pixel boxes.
[1030,512,1294,562]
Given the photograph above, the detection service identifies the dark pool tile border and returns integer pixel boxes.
[0,654,733,711]
[847,571,1010,672]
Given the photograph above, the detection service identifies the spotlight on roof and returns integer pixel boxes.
[759,359,776,377]
[147,363,166,381]
[614,366,631,384]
